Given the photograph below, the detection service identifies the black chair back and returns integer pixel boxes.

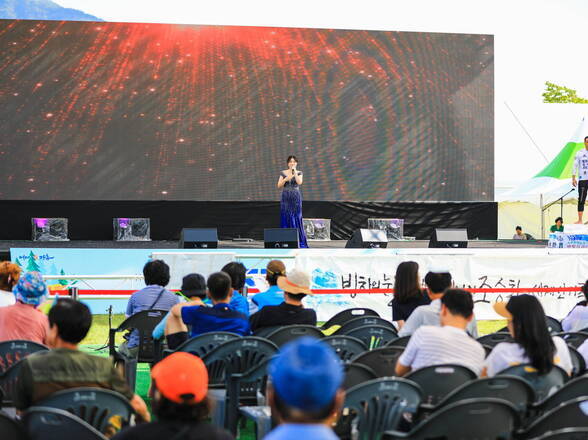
[530,427,588,440]
[346,325,398,350]
[382,398,520,440]
[532,375,588,414]
[555,332,588,349]
[320,308,379,330]
[523,397,588,439]
[336,317,397,336]
[109,309,167,362]
[404,364,477,406]
[266,325,324,348]
[498,364,568,402]
[169,331,241,358]
[0,340,48,374]
[546,317,563,334]
[342,363,378,390]
[567,346,586,377]
[351,347,403,378]
[385,335,411,349]
[476,332,514,348]
[24,406,107,440]
[323,336,367,363]
[252,326,282,338]
[37,387,134,435]
[0,359,28,407]
[0,411,28,440]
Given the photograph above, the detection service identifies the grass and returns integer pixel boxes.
[81,315,507,439]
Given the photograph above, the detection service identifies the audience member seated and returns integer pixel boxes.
[483,295,572,377]
[121,260,180,357]
[251,260,286,312]
[561,280,588,332]
[265,337,344,440]
[390,261,430,329]
[395,289,485,376]
[14,298,150,425]
[249,269,317,332]
[398,270,478,337]
[0,261,20,307]
[0,271,48,344]
[221,262,250,317]
[513,226,528,240]
[167,272,250,339]
[578,338,588,366]
[550,216,564,233]
[152,273,207,349]
[112,352,233,440]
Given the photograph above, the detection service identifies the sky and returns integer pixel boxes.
[53,0,588,190]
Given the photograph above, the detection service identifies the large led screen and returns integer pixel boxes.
[0,21,493,201]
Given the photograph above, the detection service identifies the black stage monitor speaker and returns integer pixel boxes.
[429,228,468,248]
[345,229,388,248]
[264,228,299,249]
[180,228,218,249]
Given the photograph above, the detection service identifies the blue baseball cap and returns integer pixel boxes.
[13,271,48,306]
[269,337,343,412]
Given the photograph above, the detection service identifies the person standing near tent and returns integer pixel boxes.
[572,136,588,223]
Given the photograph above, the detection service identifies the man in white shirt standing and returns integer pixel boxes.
[395,289,485,376]
[572,136,588,224]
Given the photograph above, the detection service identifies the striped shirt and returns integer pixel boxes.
[398,299,479,338]
[398,325,485,375]
[484,337,573,377]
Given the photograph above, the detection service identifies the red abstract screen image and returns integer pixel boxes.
[0,20,493,201]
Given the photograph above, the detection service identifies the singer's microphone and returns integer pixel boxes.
[292,169,295,175]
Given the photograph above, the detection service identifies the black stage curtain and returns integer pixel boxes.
[0,200,497,241]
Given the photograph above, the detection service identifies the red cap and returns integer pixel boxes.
[151,352,208,404]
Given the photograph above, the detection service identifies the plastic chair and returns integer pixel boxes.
[346,325,398,350]
[498,364,569,403]
[36,387,134,435]
[201,337,278,428]
[532,375,588,415]
[404,364,477,406]
[342,363,378,390]
[335,316,398,336]
[0,359,28,408]
[528,427,588,440]
[108,309,167,391]
[252,326,282,338]
[385,335,411,349]
[382,398,520,440]
[567,346,586,377]
[350,347,404,378]
[265,325,324,348]
[520,397,588,439]
[555,332,588,349]
[430,375,535,414]
[498,316,562,335]
[163,331,241,358]
[23,406,107,440]
[338,377,422,440]
[0,411,28,440]
[0,340,48,374]
[476,332,514,348]
[320,308,380,331]
[322,336,367,363]
[226,359,271,437]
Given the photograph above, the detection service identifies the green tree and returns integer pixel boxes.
[25,251,41,272]
[543,81,588,103]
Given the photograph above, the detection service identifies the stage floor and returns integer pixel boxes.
[0,239,548,251]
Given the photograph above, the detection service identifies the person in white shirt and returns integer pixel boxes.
[572,136,588,224]
[398,271,478,338]
[483,295,573,377]
[0,261,20,307]
[561,280,588,333]
[395,289,486,376]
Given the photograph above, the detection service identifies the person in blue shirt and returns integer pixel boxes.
[251,260,286,311]
[221,262,249,317]
[265,337,344,440]
[167,271,250,338]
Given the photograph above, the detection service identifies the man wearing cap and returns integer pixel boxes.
[251,260,287,312]
[0,271,49,344]
[167,271,250,338]
[15,298,150,428]
[266,337,344,440]
[152,273,207,349]
[113,352,233,440]
[249,268,317,332]
[398,271,478,338]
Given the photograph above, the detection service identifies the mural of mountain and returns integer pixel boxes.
[0,0,102,21]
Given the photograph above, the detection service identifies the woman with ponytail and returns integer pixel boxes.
[483,295,572,377]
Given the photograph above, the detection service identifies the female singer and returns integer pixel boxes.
[277,155,308,248]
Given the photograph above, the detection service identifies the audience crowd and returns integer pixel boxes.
[0,257,587,439]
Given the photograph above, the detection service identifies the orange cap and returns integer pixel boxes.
[151,352,208,404]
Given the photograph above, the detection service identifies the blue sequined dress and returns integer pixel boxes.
[280,171,308,248]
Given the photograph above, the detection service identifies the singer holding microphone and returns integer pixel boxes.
[277,155,308,248]
[572,136,588,224]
